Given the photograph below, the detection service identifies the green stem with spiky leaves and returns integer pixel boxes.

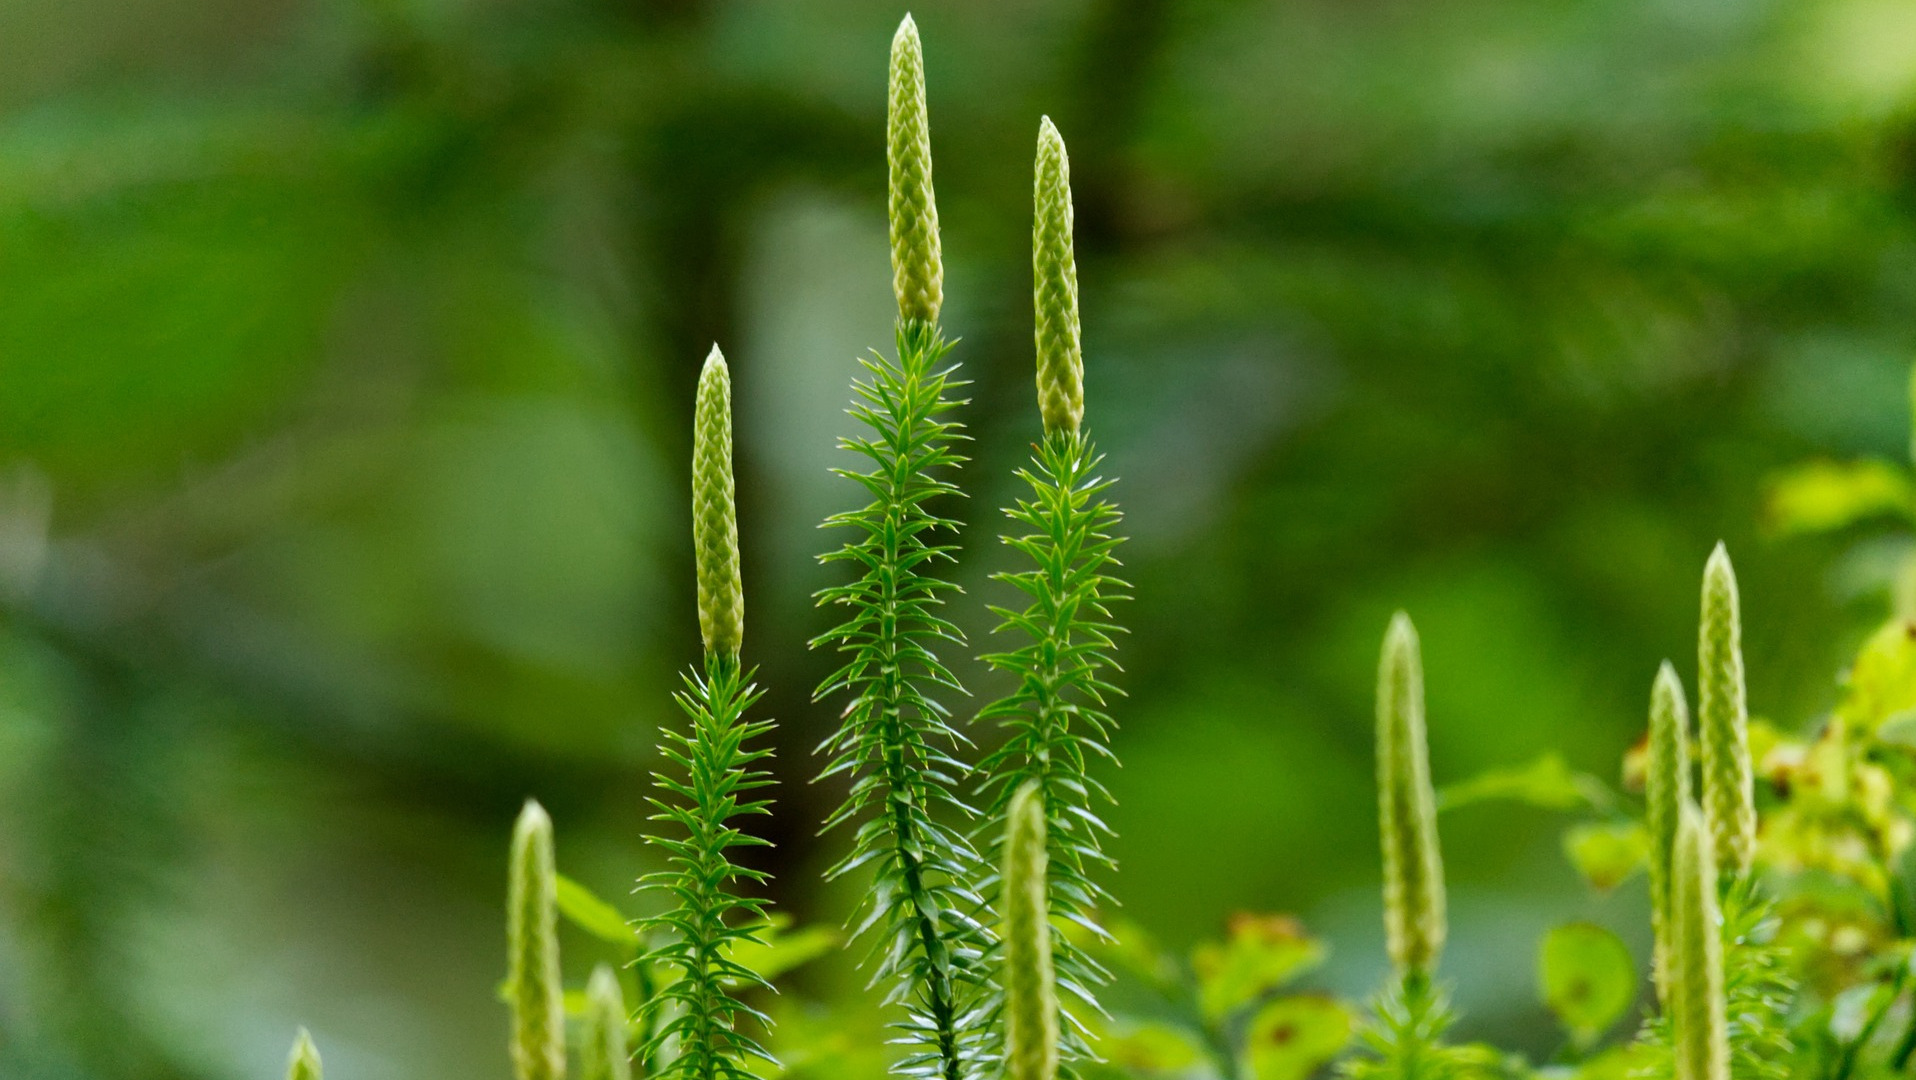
[643,346,777,1080]
[977,118,1127,1073]
[813,19,984,1080]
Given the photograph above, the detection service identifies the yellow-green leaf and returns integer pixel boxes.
[556,874,638,947]
[1191,915,1327,1022]
[1096,1023,1204,1075]
[1563,821,1650,893]
[1764,458,1912,536]
[1839,618,1916,731]
[1241,996,1355,1080]
[1439,753,1613,813]
[1538,922,1636,1046]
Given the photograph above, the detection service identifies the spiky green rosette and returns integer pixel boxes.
[814,26,983,1080]
[1646,662,1692,1007]
[1671,803,1729,1080]
[287,1029,323,1080]
[1698,544,1754,878]
[1003,782,1060,1080]
[977,116,1126,1072]
[1032,118,1082,436]
[695,347,744,660]
[508,801,565,1080]
[582,963,635,1080]
[644,349,777,1080]
[1377,613,1446,978]
[889,15,942,326]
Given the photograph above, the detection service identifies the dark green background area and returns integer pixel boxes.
[0,0,1910,1075]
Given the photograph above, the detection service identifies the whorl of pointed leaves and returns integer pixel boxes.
[581,963,635,1080]
[888,15,942,326]
[1646,662,1692,1008]
[1698,544,1755,878]
[1376,613,1446,978]
[287,1029,323,1080]
[1672,803,1730,1080]
[976,123,1127,1066]
[643,654,776,1080]
[508,801,565,1080]
[1003,783,1059,1080]
[813,320,982,1075]
[1032,118,1083,437]
[694,347,744,660]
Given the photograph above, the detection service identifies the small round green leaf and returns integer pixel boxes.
[1240,995,1355,1080]
[1563,821,1649,893]
[1538,922,1636,1045]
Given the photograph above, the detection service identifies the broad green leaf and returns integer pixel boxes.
[1083,916,1182,992]
[1439,753,1614,813]
[1764,459,1912,536]
[1241,996,1355,1080]
[1538,923,1636,1046]
[1562,821,1649,893]
[1191,914,1327,1022]
[556,874,639,947]
[1839,619,1916,731]
[1097,1023,1205,1074]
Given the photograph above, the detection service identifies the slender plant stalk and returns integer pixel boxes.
[1698,543,1755,878]
[1377,612,1445,980]
[287,1028,323,1080]
[977,116,1127,1066]
[814,17,985,1080]
[1003,782,1059,1080]
[643,347,777,1080]
[582,963,635,1080]
[1646,661,1692,1008]
[1671,801,1730,1080]
[508,800,565,1080]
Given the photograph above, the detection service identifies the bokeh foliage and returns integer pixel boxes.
[0,0,1914,1076]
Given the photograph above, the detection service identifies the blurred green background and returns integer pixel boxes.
[0,0,1913,1075]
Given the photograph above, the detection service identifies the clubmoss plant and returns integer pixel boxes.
[813,17,986,1080]
[1347,613,1482,1080]
[582,963,635,1080]
[643,346,777,1080]
[508,799,565,1080]
[1646,662,1691,1006]
[1671,802,1730,1080]
[975,118,1128,1068]
[1699,544,1755,879]
[287,1028,322,1080]
[1003,781,1059,1080]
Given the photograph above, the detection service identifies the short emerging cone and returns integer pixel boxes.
[1646,662,1692,1007]
[580,963,634,1080]
[1671,802,1730,1080]
[888,15,942,325]
[508,800,565,1080]
[1033,117,1083,436]
[693,347,744,660]
[1004,781,1059,1080]
[1698,544,1755,877]
[287,1028,323,1080]
[1377,612,1446,977]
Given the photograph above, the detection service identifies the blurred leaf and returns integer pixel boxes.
[1439,753,1614,813]
[1096,1023,1205,1075]
[1764,459,1912,536]
[1562,821,1649,893]
[1240,995,1354,1080]
[1085,916,1183,993]
[727,917,839,983]
[556,874,638,947]
[1838,619,1916,731]
[1191,914,1327,1022]
[1538,923,1636,1046]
